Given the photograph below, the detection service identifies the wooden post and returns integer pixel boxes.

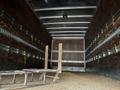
[50,40,54,67]
[43,45,49,84]
[45,45,49,69]
[53,43,63,82]
[58,43,62,73]
[83,39,86,71]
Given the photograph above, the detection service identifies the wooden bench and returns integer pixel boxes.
[0,70,31,85]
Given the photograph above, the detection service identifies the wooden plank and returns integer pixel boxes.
[23,69,57,73]
[0,70,30,75]
[58,43,62,73]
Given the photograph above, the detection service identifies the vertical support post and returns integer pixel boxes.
[83,39,86,71]
[53,43,62,82]
[43,45,49,84]
[58,43,62,73]
[50,40,54,68]
[45,45,49,69]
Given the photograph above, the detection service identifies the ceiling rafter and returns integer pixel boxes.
[49,31,87,34]
[52,37,84,39]
[47,27,88,30]
[51,34,85,37]
[34,6,97,11]
[39,15,93,19]
[43,21,91,25]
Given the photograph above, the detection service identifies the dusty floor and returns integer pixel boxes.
[0,72,120,90]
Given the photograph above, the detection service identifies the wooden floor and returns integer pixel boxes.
[0,72,120,90]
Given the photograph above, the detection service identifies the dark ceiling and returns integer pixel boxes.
[27,0,99,38]
[29,0,98,8]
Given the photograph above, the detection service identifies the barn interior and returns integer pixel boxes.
[0,0,120,90]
